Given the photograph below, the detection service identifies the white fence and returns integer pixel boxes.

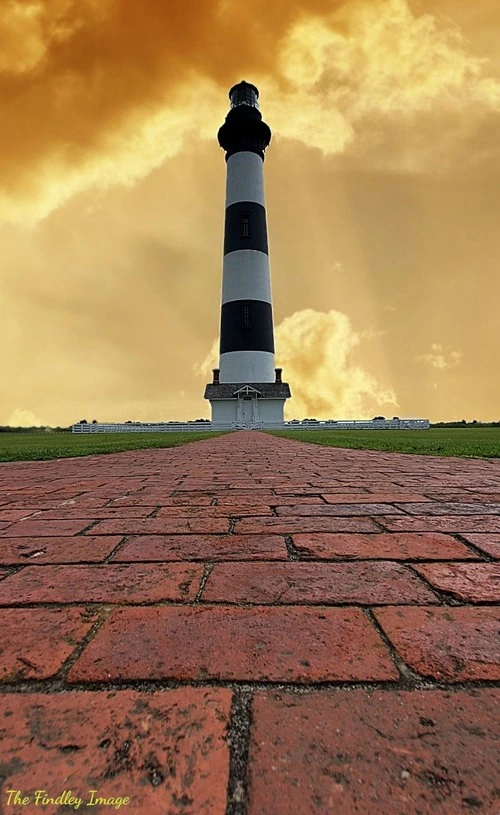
[72,422,228,433]
[72,419,430,433]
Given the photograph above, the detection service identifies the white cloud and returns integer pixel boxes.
[6,408,46,427]
[194,308,398,420]
[415,344,463,369]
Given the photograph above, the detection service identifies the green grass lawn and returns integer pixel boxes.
[266,427,500,459]
[0,431,229,462]
[1,427,498,463]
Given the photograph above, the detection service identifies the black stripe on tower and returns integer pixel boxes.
[223,201,268,255]
[220,300,275,353]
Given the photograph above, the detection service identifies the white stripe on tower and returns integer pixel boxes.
[217,82,275,384]
[225,152,265,206]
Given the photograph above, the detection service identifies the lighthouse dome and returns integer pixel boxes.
[229,81,260,110]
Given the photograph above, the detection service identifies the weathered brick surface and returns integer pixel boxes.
[114,534,287,561]
[321,492,432,503]
[0,607,99,680]
[374,606,500,680]
[1,431,499,814]
[0,563,203,604]
[461,533,500,558]
[0,535,123,564]
[248,690,500,815]
[91,517,230,535]
[413,562,500,602]
[0,689,231,815]
[292,532,477,560]
[395,501,500,515]
[0,518,93,537]
[156,504,273,517]
[218,494,324,505]
[234,516,382,533]
[30,505,157,519]
[0,508,41,521]
[378,514,500,533]
[68,606,397,682]
[202,561,437,604]
[110,493,214,506]
[275,502,405,516]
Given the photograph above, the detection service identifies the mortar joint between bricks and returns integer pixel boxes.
[194,563,215,603]
[225,688,252,815]
[364,608,426,687]
[3,677,500,696]
[453,533,493,562]
[228,518,239,534]
[284,535,299,561]
[103,535,130,564]
[405,564,461,606]
[147,506,162,518]
[1,564,27,577]
[367,517,390,532]
[75,519,102,536]
[58,605,113,681]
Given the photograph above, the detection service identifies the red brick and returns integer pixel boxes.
[0,607,99,681]
[0,563,203,604]
[426,492,500,503]
[68,606,397,682]
[0,498,106,511]
[0,508,41,521]
[248,689,500,815]
[57,496,115,507]
[156,504,273,517]
[274,487,349,495]
[394,502,500,515]
[0,519,93,537]
[275,503,405,516]
[0,567,10,580]
[292,532,477,560]
[224,485,277,492]
[234,516,381,534]
[30,506,156,520]
[218,495,324,505]
[413,562,500,602]
[0,689,231,814]
[110,494,213,506]
[461,533,500,558]
[374,606,500,680]
[91,517,230,535]
[377,515,500,533]
[202,562,436,604]
[0,536,122,565]
[113,534,287,561]
[321,493,432,503]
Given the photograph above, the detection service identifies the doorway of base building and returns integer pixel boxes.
[235,386,261,426]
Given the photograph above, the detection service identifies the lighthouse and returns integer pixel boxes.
[204,81,291,427]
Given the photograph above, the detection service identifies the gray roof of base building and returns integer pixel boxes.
[204,382,291,400]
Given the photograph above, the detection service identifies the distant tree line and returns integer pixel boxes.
[0,426,72,433]
[431,420,500,428]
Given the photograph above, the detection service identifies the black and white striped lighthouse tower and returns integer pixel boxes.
[205,81,291,427]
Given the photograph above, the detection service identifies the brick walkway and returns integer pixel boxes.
[0,431,499,814]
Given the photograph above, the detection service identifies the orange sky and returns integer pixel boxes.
[1,0,499,425]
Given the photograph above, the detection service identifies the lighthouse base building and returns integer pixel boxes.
[205,81,291,428]
[205,370,291,428]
